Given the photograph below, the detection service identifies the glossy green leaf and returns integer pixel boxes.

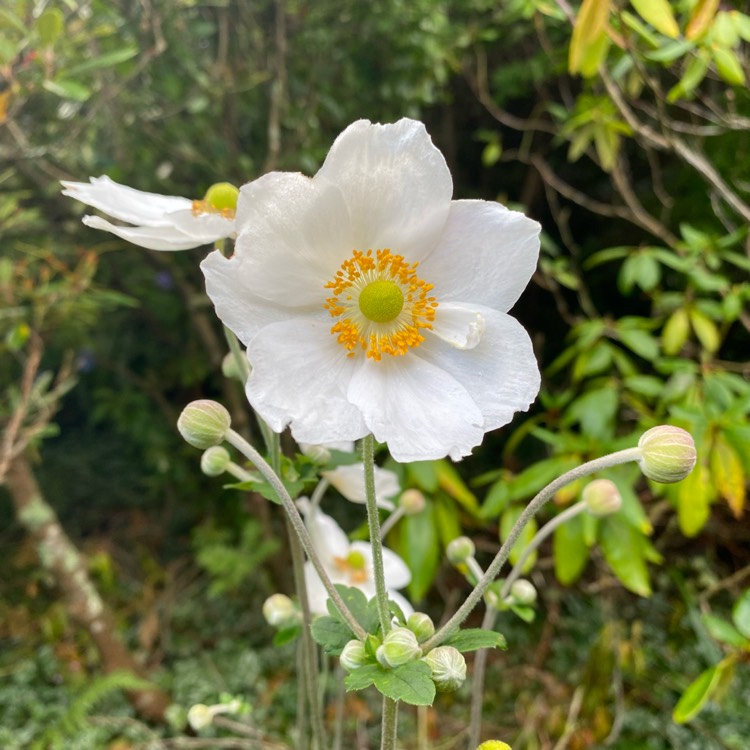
[631,0,680,38]
[443,628,508,652]
[599,516,652,596]
[553,512,589,585]
[732,589,750,639]
[713,46,746,86]
[673,660,732,723]
[569,0,611,76]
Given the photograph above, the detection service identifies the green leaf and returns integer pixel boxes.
[686,0,720,40]
[36,7,64,47]
[43,78,92,102]
[373,661,436,706]
[689,308,721,353]
[676,460,715,536]
[273,625,301,647]
[702,614,748,649]
[618,328,660,361]
[600,516,652,596]
[710,433,745,518]
[436,460,479,513]
[673,663,723,723]
[713,46,746,86]
[394,500,439,602]
[345,664,380,691]
[569,0,611,76]
[631,0,680,38]
[407,461,439,492]
[662,308,690,356]
[310,616,354,655]
[645,39,695,62]
[732,589,750,639]
[443,628,508,653]
[667,51,710,102]
[554,513,589,585]
[434,493,462,548]
[64,46,139,77]
[326,585,379,633]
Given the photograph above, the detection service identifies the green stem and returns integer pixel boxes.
[378,506,405,540]
[225,429,367,641]
[500,499,587,599]
[362,434,392,635]
[423,447,642,651]
[467,607,497,750]
[380,697,399,750]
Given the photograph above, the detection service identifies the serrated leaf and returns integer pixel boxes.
[373,661,436,706]
[554,513,589,585]
[443,628,508,652]
[702,614,748,649]
[345,664,380,691]
[631,0,680,38]
[569,0,611,76]
[310,616,354,655]
[710,434,745,518]
[732,590,750,639]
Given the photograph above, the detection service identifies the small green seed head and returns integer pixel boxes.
[203,182,239,212]
[638,426,697,483]
[376,626,422,668]
[582,478,622,517]
[358,280,404,323]
[177,400,231,449]
[424,645,466,692]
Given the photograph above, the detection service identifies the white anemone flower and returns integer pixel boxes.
[61,175,237,251]
[300,503,413,617]
[322,463,400,510]
[202,118,541,462]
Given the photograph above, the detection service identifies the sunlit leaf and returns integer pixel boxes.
[713,47,746,86]
[673,662,723,723]
[702,614,748,649]
[600,516,653,597]
[686,0,720,40]
[631,0,680,38]
[553,512,589,585]
[667,51,710,101]
[689,308,721,353]
[662,308,690,356]
[676,461,715,537]
[569,0,611,76]
[710,433,745,517]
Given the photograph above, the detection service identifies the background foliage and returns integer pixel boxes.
[1,0,748,747]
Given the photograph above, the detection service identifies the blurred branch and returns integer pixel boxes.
[263,0,288,173]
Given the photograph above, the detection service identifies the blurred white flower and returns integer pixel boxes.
[300,503,412,617]
[62,176,236,251]
[322,462,400,510]
[202,118,540,461]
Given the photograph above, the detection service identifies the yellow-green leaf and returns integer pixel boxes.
[662,307,690,355]
[631,0,680,38]
[686,0,720,40]
[689,308,721,353]
[436,460,478,513]
[569,0,611,76]
[36,7,64,47]
[712,46,746,86]
[710,434,745,518]
[676,461,715,537]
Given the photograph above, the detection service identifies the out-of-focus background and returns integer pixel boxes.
[1,1,749,748]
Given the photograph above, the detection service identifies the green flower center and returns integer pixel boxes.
[204,182,239,212]
[346,550,366,570]
[358,280,405,323]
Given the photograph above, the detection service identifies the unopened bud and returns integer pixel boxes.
[476,742,512,750]
[582,479,622,517]
[638,426,697,483]
[187,704,214,731]
[177,400,231,449]
[262,594,297,629]
[407,612,435,642]
[400,489,426,515]
[423,646,466,692]
[509,579,537,606]
[204,182,239,213]
[339,639,368,672]
[446,536,475,565]
[376,626,421,668]
[201,446,231,477]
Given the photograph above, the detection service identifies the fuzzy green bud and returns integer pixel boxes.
[400,489,426,515]
[177,400,231,449]
[200,446,231,477]
[339,639,369,672]
[262,594,297,629]
[508,579,537,606]
[638,426,697,483]
[476,742,512,750]
[376,626,422,668]
[407,612,435,642]
[446,536,475,565]
[424,645,466,692]
[582,478,622,517]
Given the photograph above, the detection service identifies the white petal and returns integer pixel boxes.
[430,302,485,350]
[384,588,414,619]
[419,200,540,312]
[167,209,235,243]
[421,306,540,432]
[315,119,453,260]
[304,561,340,616]
[350,541,412,591]
[303,508,350,567]
[81,215,208,251]
[323,463,399,509]
[347,356,484,462]
[232,172,354,306]
[300,441,356,455]
[201,249,302,346]
[243,317,368,444]
[62,176,192,226]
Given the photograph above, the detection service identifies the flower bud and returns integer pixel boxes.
[638,426,697,483]
[407,612,435,642]
[476,742,512,750]
[582,478,622,517]
[186,704,214,731]
[446,536,475,565]
[177,400,231,449]
[200,446,231,477]
[400,489,426,515]
[509,579,537,606]
[262,594,297,629]
[204,182,239,213]
[339,639,369,672]
[376,626,422,668]
[423,646,466,692]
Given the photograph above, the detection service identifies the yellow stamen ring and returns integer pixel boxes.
[192,182,239,218]
[324,249,438,361]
